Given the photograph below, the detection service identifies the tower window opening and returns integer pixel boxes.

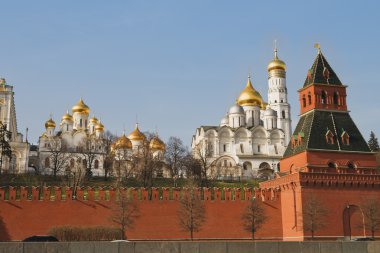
[333,92,339,105]
[308,92,312,105]
[321,91,327,104]
[258,144,261,153]
[223,144,226,152]
[302,95,306,108]
[80,119,83,127]
[347,162,355,170]
[328,162,336,169]
[282,110,286,119]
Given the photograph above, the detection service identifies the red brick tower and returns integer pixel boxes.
[260,46,380,241]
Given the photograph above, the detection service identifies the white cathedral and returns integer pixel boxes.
[191,49,292,179]
[39,98,107,176]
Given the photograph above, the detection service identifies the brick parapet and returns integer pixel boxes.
[0,186,265,202]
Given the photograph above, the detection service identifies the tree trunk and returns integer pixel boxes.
[190,229,193,241]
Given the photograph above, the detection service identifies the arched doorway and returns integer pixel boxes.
[343,205,365,240]
[258,162,274,180]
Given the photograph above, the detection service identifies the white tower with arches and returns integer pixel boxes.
[267,47,292,145]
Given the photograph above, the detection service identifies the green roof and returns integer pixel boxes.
[303,51,343,87]
[284,110,371,157]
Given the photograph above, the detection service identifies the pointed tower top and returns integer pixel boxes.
[304,46,342,87]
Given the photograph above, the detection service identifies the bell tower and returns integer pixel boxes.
[267,46,292,145]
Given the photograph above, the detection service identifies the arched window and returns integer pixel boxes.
[94,160,99,169]
[302,95,306,107]
[282,110,286,119]
[328,162,336,169]
[80,119,83,127]
[257,145,261,153]
[45,157,50,168]
[321,91,327,104]
[347,162,355,170]
[308,92,312,105]
[333,92,339,105]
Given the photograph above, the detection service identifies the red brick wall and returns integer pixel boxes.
[0,187,283,241]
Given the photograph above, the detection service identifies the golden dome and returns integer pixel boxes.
[61,111,73,122]
[150,136,165,151]
[237,76,263,107]
[45,118,56,129]
[95,121,105,131]
[72,98,90,114]
[114,134,132,149]
[267,49,286,72]
[128,124,146,141]
[90,116,99,124]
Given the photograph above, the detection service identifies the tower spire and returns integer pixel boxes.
[274,39,278,59]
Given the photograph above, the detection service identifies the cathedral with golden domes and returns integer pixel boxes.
[38,98,107,176]
[191,48,292,179]
[111,124,169,178]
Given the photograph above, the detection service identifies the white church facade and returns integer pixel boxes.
[191,49,292,179]
[38,99,107,176]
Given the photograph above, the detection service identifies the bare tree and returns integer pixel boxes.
[111,188,139,240]
[67,158,85,199]
[178,180,206,240]
[103,131,117,181]
[241,198,267,240]
[78,136,103,179]
[165,137,187,182]
[361,197,380,238]
[302,195,328,239]
[46,138,72,177]
[192,141,213,187]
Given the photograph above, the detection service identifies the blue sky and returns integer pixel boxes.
[0,1,379,147]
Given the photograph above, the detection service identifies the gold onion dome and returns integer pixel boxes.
[45,118,56,129]
[61,111,73,122]
[267,48,286,72]
[128,124,146,141]
[115,134,132,149]
[150,136,165,151]
[95,121,105,131]
[72,98,90,114]
[237,76,263,107]
[90,116,99,124]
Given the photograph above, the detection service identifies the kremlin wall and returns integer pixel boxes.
[0,186,283,241]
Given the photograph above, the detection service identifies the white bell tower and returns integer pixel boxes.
[267,46,292,145]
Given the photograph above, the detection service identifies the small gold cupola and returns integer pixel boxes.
[150,136,165,151]
[237,76,263,107]
[61,110,73,122]
[114,133,133,150]
[45,117,56,129]
[128,123,146,141]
